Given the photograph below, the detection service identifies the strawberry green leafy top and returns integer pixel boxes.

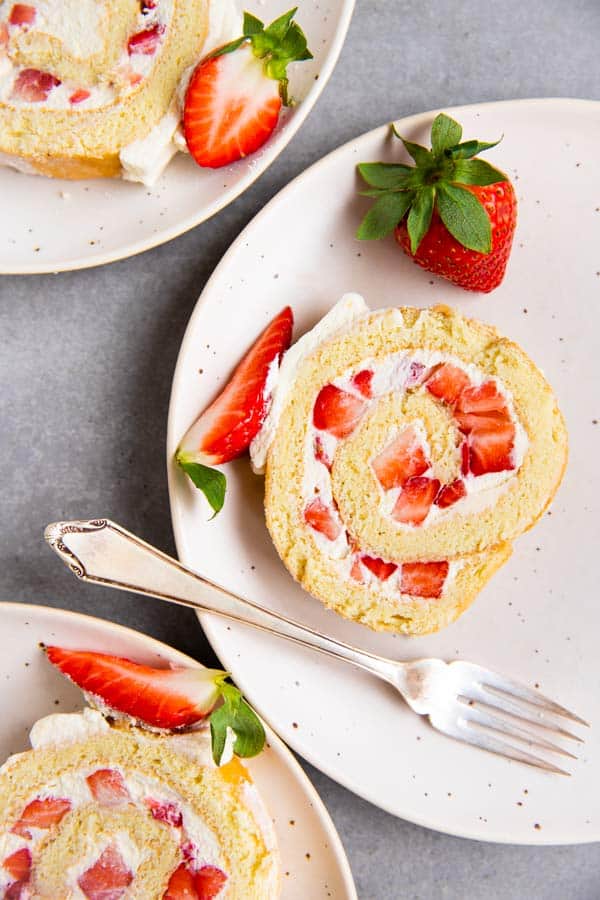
[357,113,508,253]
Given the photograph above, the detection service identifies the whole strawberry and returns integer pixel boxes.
[357,113,517,293]
[184,8,312,169]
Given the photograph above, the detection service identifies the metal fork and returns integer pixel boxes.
[45,518,588,775]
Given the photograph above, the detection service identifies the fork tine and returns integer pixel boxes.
[463,689,584,743]
[478,672,589,727]
[460,702,579,760]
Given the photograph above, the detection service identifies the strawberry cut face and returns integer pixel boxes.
[2,848,31,883]
[127,23,165,55]
[361,556,398,581]
[426,363,470,405]
[303,498,342,541]
[371,426,429,491]
[78,843,133,900]
[392,476,440,526]
[11,68,61,102]
[9,4,36,27]
[11,796,71,838]
[313,384,366,438]
[87,768,131,807]
[401,561,449,599]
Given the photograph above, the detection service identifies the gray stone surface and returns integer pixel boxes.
[1,0,599,896]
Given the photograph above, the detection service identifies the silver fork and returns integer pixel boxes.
[45,518,588,775]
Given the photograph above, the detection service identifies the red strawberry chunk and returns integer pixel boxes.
[468,424,516,476]
[371,426,429,491]
[9,4,36,26]
[164,863,196,899]
[314,435,332,470]
[454,381,515,475]
[454,380,511,432]
[313,384,366,438]
[0,22,9,45]
[5,881,29,900]
[141,0,157,10]
[146,798,183,828]
[11,796,71,837]
[11,68,61,102]
[303,498,342,541]
[2,848,31,882]
[350,557,365,583]
[392,477,440,526]
[401,561,449,599]
[128,23,164,55]
[351,369,373,398]
[426,363,470,405]
[361,556,398,581]
[195,865,227,899]
[435,479,467,508]
[78,844,133,900]
[87,768,131,807]
[69,89,90,104]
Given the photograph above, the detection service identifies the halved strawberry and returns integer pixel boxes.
[371,426,429,491]
[435,478,466,508]
[183,10,312,168]
[313,384,366,438]
[11,797,71,838]
[400,561,449,599]
[314,435,332,470]
[392,476,440,525]
[11,68,61,102]
[87,769,131,807]
[146,798,183,828]
[127,23,164,55]
[426,363,470,405]
[44,646,226,730]
[2,848,31,882]
[164,864,196,899]
[78,843,133,900]
[9,4,36,26]
[194,866,227,899]
[70,89,91,104]
[361,556,398,581]
[303,498,342,541]
[351,369,373,398]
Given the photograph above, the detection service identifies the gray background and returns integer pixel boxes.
[2,0,600,897]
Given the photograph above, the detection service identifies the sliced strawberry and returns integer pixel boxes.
[349,557,365,583]
[426,363,470,405]
[392,476,440,526]
[44,646,225,730]
[454,382,515,475]
[9,4,36,27]
[78,843,133,900]
[2,848,31,882]
[371,426,429,491]
[146,798,183,828]
[11,68,61,102]
[314,435,332,470]
[435,479,467,508]
[177,307,293,467]
[183,10,311,169]
[164,864,196,899]
[303,498,342,541]
[194,866,227,899]
[70,89,91,104]
[87,769,131,807]
[0,23,9,46]
[11,797,71,838]
[400,561,449,599]
[468,424,516,476]
[351,369,373,398]
[361,556,398,581]
[313,384,366,438]
[127,23,164,55]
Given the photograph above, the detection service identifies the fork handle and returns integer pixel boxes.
[44,518,399,685]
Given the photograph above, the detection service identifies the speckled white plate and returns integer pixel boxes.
[0,0,354,275]
[168,98,600,844]
[0,602,357,898]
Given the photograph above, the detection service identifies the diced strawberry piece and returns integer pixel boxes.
[454,380,511,432]
[426,363,470,405]
[141,0,157,10]
[194,866,227,900]
[371,426,429,491]
[435,479,467,508]
[127,23,164,55]
[78,844,133,900]
[145,798,183,828]
[392,477,440,526]
[163,864,196,899]
[11,68,61,102]
[0,23,10,47]
[177,307,293,466]
[2,848,31,882]
[314,435,332,470]
[303,498,342,541]
[313,384,366,438]
[468,424,516,476]
[128,71,143,86]
[461,440,470,475]
[5,881,29,899]
[9,4,36,27]
[454,382,516,475]
[351,369,373,398]
[11,797,71,837]
[400,561,449,599]
[69,89,90,104]
[87,769,131,807]
[349,557,364,583]
[361,556,398,581]
[405,360,427,388]
[44,646,225,730]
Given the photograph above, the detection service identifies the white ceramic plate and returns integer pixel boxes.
[168,99,600,844]
[0,0,354,275]
[0,602,357,898]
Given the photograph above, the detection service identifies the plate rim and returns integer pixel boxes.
[167,96,600,845]
[0,0,356,276]
[0,600,357,898]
